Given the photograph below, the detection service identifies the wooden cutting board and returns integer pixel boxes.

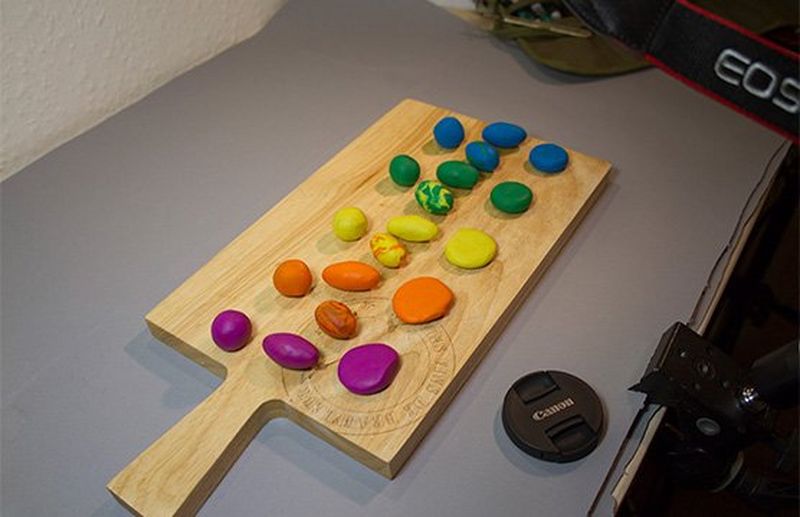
[108,99,611,516]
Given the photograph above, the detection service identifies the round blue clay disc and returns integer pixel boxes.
[529,143,569,173]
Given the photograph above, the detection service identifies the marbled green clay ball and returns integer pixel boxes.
[415,180,454,215]
[389,154,421,186]
[436,160,480,189]
[490,181,533,214]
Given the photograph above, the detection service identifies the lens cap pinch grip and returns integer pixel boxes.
[502,370,605,463]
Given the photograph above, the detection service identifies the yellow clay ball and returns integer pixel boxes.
[444,228,497,269]
[332,207,368,241]
[386,215,438,242]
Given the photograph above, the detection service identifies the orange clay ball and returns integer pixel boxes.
[273,259,313,297]
[321,261,381,291]
[315,300,358,339]
[392,276,454,324]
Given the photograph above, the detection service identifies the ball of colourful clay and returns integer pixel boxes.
[389,155,420,186]
[370,232,407,268]
[392,277,455,324]
[315,300,358,339]
[529,143,568,173]
[332,207,368,241]
[211,310,251,351]
[465,141,500,172]
[386,215,439,242]
[444,228,497,269]
[415,180,454,215]
[263,333,319,369]
[482,122,527,148]
[338,343,400,395]
[490,181,533,214]
[436,160,480,189]
[433,117,464,149]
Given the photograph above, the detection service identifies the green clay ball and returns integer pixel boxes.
[436,160,480,189]
[389,155,420,186]
[490,181,533,214]
[415,180,454,215]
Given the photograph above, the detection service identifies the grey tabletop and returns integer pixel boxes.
[0,1,784,516]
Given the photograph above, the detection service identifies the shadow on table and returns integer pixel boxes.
[255,418,390,505]
[90,498,131,517]
[90,331,225,515]
[124,329,221,409]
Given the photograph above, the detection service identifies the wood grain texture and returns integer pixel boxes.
[108,99,611,516]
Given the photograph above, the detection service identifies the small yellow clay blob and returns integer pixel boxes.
[444,228,497,269]
[370,233,407,268]
[332,207,368,241]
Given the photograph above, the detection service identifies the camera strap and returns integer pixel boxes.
[564,0,799,142]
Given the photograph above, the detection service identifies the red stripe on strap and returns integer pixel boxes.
[645,53,798,143]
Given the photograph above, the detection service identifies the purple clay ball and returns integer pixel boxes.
[262,333,319,370]
[211,309,252,351]
[338,343,400,395]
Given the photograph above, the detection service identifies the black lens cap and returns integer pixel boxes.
[502,370,604,463]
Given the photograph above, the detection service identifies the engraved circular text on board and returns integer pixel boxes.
[281,297,456,436]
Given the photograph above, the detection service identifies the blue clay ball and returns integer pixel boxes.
[482,122,527,148]
[465,141,500,172]
[433,117,465,149]
[529,143,569,173]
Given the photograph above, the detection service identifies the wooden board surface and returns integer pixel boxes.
[108,99,611,516]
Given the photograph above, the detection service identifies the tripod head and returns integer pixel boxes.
[631,322,798,505]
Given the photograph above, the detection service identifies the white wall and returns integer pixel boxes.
[0,1,475,182]
[0,0,286,181]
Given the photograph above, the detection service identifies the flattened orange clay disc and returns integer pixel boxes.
[392,276,454,324]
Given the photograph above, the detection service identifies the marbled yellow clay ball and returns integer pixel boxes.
[386,215,439,242]
[444,228,497,269]
[332,207,368,241]
[370,233,407,268]
[415,180,453,215]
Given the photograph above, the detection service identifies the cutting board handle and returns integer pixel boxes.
[107,373,277,516]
